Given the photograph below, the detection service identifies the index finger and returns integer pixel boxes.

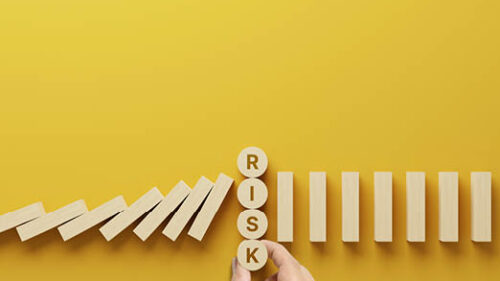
[261,240,299,268]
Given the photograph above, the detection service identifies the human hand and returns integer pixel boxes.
[231,240,314,281]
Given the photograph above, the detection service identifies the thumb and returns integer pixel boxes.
[261,240,299,268]
[231,257,251,281]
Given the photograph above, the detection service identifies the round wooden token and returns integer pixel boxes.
[237,178,268,209]
[237,146,268,178]
[237,239,268,271]
[237,209,268,239]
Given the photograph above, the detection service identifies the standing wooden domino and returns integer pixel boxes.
[188,173,234,241]
[277,171,293,242]
[17,200,88,241]
[100,188,163,241]
[374,172,392,242]
[58,196,127,241]
[471,172,491,242]
[439,172,458,242]
[310,172,326,242]
[133,181,191,241]
[407,172,426,242]
[163,177,214,241]
[342,172,359,242]
[0,202,45,233]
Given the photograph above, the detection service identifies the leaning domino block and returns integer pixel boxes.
[163,176,214,241]
[188,173,234,241]
[133,181,191,241]
[58,196,127,241]
[17,200,88,241]
[0,202,45,233]
[100,188,163,241]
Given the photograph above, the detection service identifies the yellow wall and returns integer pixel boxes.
[1,1,499,280]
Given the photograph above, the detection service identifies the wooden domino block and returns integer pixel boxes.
[133,181,191,241]
[163,176,214,241]
[237,209,268,239]
[374,172,392,242]
[58,196,127,241]
[471,172,491,242]
[0,202,45,233]
[237,147,268,178]
[439,172,459,242]
[407,172,426,242]
[237,239,268,271]
[342,172,359,242]
[188,173,234,241]
[99,188,163,241]
[17,200,87,241]
[277,171,293,242]
[310,172,326,242]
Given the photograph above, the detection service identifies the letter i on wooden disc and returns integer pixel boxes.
[237,178,268,209]
[237,239,268,271]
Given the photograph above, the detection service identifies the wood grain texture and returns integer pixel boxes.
[0,202,45,233]
[406,172,426,242]
[163,176,214,241]
[342,172,359,242]
[439,172,458,242]
[374,172,392,242]
[471,172,491,242]
[277,171,293,242]
[309,171,326,242]
[17,200,87,241]
[99,187,163,241]
[188,173,234,241]
[133,181,191,241]
[58,196,127,241]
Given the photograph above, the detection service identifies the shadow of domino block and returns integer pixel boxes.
[99,188,163,241]
[0,202,46,234]
[58,196,127,241]
[133,181,191,241]
[16,200,88,241]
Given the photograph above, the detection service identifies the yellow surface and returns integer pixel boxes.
[0,1,499,280]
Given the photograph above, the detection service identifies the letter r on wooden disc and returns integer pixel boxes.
[238,178,268,209]
[237,240,268,271]
[237,147,268,178]
[237,209,268,239]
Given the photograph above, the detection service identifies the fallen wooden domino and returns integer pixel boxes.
[58,196,127,241]
[0,202,45,234]
[163,176,214,241]
[188,173,234,241]
[471,172,491,242]
[439,172,458,242]
[277,171,293,242]
[342,172,359,242]
[407,172,426,242]
[374,172,392,242]
[100,188,163,241]
[310,172,327,242]
[133,181,191,241]
[17,200,87,241]
[237,239,268,271]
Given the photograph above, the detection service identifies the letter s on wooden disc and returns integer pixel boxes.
[237,146,268,178]
[237,239,268,271]
[237,209,268,239]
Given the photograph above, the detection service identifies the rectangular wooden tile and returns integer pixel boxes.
[188,173,234,241]
[99,188,163,241]
[58,196,127,241]
[17,200,87,241]
[439,172,459,242]
[407,172,426,242]
[133,181,191,241]
[374,172,392,242]
[277,171,293,242]
[163,177,214,241]
[0,202,45,233]
[309,172,326,242]
[342,172,359,242]
[471,172,491,242]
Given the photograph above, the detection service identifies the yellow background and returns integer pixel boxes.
[1,0,500,280]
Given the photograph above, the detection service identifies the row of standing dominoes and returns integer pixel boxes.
[276,171,492,243]
[0,174,234,242]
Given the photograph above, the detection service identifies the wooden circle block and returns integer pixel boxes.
[237,209,268,239]
[237,178,268,209]
[237,239,268,271]
[237,146,268,178]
